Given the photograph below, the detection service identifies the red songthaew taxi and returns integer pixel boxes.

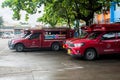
[8,28,74,52]
[66,24,120,60]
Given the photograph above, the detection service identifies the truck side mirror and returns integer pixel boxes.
[28,37,31,40]
[28,36,32,40]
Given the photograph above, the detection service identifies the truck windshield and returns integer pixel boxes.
[25,34,31,39]
[87,32,101,39]
[22,33,30,38]
[21,31,31,38]
[80,31,89,38]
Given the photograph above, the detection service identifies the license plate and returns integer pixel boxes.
[63,45,65,48]
[67,49,71,54]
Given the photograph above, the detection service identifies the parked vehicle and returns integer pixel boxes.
[8,28,74,52]
[2,33,14,39]
[63,26,90,49]
[66,24,120,60]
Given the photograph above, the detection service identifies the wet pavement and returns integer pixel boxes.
[0,39,120,80]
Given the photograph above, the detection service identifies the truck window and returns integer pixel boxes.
[51,31,60,34]
[117,32,120,39]
[101,32,116,40]
[61,31,67,34]
[45,31,66,39]
[30,33,40,39]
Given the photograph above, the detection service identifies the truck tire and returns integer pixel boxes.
[51,43,60,51]
[84,48,97,60]
[15,44,24,52]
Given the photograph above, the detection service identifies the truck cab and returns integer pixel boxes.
[67,24,120,60]
[8,28,74,52]
[63,26,90,49]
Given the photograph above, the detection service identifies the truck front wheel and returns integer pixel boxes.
[51,43,60,51]
[84,48,97,60]
[15,44,24,52]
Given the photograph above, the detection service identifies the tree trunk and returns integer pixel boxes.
[85,20,89,26]
[75,19,80,37]
[67,18,71,28]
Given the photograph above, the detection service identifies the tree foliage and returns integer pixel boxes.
[2,0,120,27]
[2,0,39,20]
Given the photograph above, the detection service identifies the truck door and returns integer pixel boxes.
[26,33,41,48]
[99,32,117,54]
[116,32,120,52]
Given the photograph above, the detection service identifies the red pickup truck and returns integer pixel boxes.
[66,24,120,60]
[8,28,74,52]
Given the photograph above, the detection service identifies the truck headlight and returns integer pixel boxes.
[74,43,85,47]
[11,40,15,44]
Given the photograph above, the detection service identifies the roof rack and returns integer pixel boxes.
[82,24,120,32]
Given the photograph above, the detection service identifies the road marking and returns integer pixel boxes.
[0,66,84,76]
[35,66,84,73]
[56,66,84,71]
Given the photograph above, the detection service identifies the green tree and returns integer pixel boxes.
[2,0,120,28]
[37,0,75,28]
[2,0,39,20]
[37,2,58,27]
[0,17,3,26]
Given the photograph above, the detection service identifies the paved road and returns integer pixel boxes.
[0,39,120,80]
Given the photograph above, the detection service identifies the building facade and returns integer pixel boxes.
[110,2,120,23]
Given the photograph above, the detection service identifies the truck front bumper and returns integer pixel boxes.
[67,48,83,57]
[8,41,15,50]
